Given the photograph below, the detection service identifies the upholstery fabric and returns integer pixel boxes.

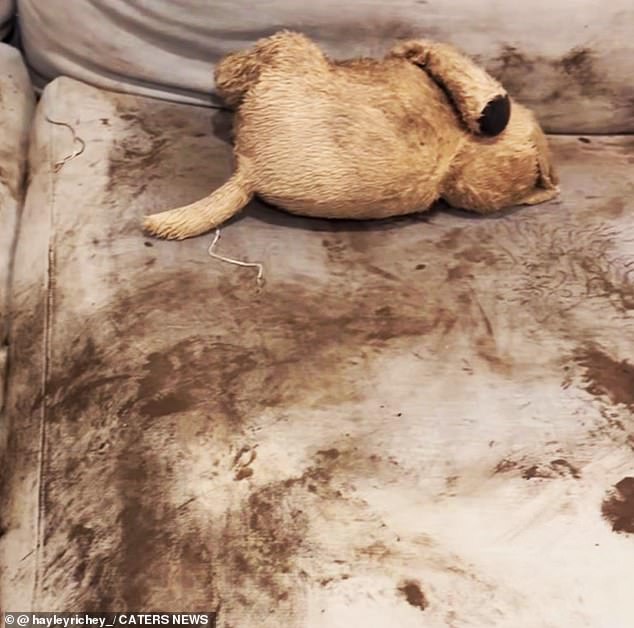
[17,0,634,133]
[0,42,35,419]
[2,75,633,624]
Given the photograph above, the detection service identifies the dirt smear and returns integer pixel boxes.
[602,478,634,535]
[398,580,429,611]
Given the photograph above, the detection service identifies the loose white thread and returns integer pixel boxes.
[208,228,264,286]
[45,116,86,172]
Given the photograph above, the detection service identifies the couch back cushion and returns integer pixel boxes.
[17,0,634,133]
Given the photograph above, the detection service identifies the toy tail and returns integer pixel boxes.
[143,169,254,240]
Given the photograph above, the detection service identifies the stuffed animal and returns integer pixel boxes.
[143,31,559,240]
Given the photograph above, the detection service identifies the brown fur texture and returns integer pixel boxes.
[144,32,559,240]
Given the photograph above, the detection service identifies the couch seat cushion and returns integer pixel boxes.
[3,76,633,625]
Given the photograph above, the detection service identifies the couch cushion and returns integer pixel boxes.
[0,43,35,418]
[0,0,13,40]
[2,75,633,624]
[17,0,634,134]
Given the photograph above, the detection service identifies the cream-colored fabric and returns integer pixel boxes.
[3,75,633,624]
[0,43,35,416]
[0,0,13,40]
[17,0,634,133]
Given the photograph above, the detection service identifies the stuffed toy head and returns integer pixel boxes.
[144,32,558,240]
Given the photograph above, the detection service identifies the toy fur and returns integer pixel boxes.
[144,32,559,240]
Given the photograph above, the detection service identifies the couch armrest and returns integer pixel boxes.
[0,42,35,470]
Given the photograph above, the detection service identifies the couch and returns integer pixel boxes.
[1,2,633,626]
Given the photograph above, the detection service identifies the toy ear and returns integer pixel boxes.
[478,94,511,137]
[388,40,511,137]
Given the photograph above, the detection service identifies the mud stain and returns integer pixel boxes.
[303,18,434,57]
[602,477,634,534]
[219,481,310,604]
[13,78,633,619]
[522,459,581,480]
[495,458,580,480]
[43,338,128,418]
[599,197,626,220]
[577,257,634,313]
[1,296,48,544]
[398,580,428,611]
[576,347,634,411]
[26,256,460,612]
[459,246,499,265]
[217,444,388,608]
[111,271,443,419]
[0,164,14,199]
[435,227,463,251]
[205,17,432,60]
[68,523,95,583]
[105,98,228,208]
[107,106,171,198]
[234,467,254,481]
[489,45,612,103]
[109,426,216,611]
[493,218,634,322]
[446,265,473,281]
[494,458,518,474]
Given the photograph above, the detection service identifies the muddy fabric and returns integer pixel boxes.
[17,0,634,133]
[0,44,35,419]
[0,0,13,40]
[2,76,634,624]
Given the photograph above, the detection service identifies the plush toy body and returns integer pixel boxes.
[144,32,559,240]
